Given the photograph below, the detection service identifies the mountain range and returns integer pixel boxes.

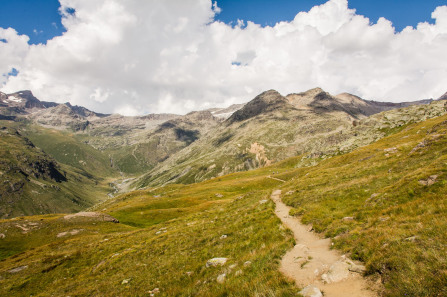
[0,88,445,218]
[0,85,446,296]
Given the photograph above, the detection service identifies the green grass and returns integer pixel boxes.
[22,125,118,179]
[0,168,297,296]
[0,121,116,218]
[1,113,447,296]
[281,115,447,296]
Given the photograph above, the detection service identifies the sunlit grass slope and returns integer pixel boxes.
[0,166,298,296]
[22,125,118,179]
[1,113,446,296]
[281,115,447,296]
[0,122,112,218]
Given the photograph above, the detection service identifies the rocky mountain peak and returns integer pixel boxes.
[0,90,58,114]
[286,87,329,109]
[438,92,447,100]
[226,89,288,123]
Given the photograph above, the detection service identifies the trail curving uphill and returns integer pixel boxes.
[271,190,378,297]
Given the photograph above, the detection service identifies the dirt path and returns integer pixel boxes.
[271,190,378,297]
[267,175,286,183]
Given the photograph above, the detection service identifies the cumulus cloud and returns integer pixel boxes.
[1,0,447,115]
[0,28,29,85]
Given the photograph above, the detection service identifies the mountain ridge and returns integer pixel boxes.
[1,87,445,217]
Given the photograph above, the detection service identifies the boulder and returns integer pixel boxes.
[299,285,323,297]
[346,259,366,274]
[216,273,226,284]
[206,258,228,268]
[418,175,438,186]
[321,261,350,283]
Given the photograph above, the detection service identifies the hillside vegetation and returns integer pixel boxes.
[1,112,446,296]
[135,95,445,188]
[280,114,447,296]
[0,121,115,218]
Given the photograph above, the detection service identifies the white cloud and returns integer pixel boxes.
[0,28,29,85]
[1,0,447,115]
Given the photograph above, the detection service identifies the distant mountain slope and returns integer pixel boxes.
[0,123,112,218]
[0,90,220,176]
[208,103,245,119]
[134,89,445,188]
[0,90,57,114]
[0,88,443,209]
[96,111,221,174]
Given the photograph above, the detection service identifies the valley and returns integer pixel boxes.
[0,88,446,296]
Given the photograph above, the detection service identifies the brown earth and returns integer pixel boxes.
[271,190,380,297]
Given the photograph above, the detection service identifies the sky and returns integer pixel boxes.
[0,0,446,115]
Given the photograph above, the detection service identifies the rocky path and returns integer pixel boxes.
[271,190,378,297]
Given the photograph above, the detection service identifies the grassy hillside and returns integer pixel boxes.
[280,114,447,296]
[1,111,446,296]
[22,125,118,179]
[0,121,115,218]
[0,166,298,296]
[82,111,220,175]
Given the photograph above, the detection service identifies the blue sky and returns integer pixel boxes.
[216,0,447,31]
[0,0,446,44]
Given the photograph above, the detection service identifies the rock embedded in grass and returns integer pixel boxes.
[206,257,228,267]
[346,259,366,274]
[63,212,119,223]
[56,229,84,238]
[216,273,226,284]
[418,175,438,186]
[8,265,28,273]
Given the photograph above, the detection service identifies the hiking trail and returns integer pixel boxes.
[271,190,379,297]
